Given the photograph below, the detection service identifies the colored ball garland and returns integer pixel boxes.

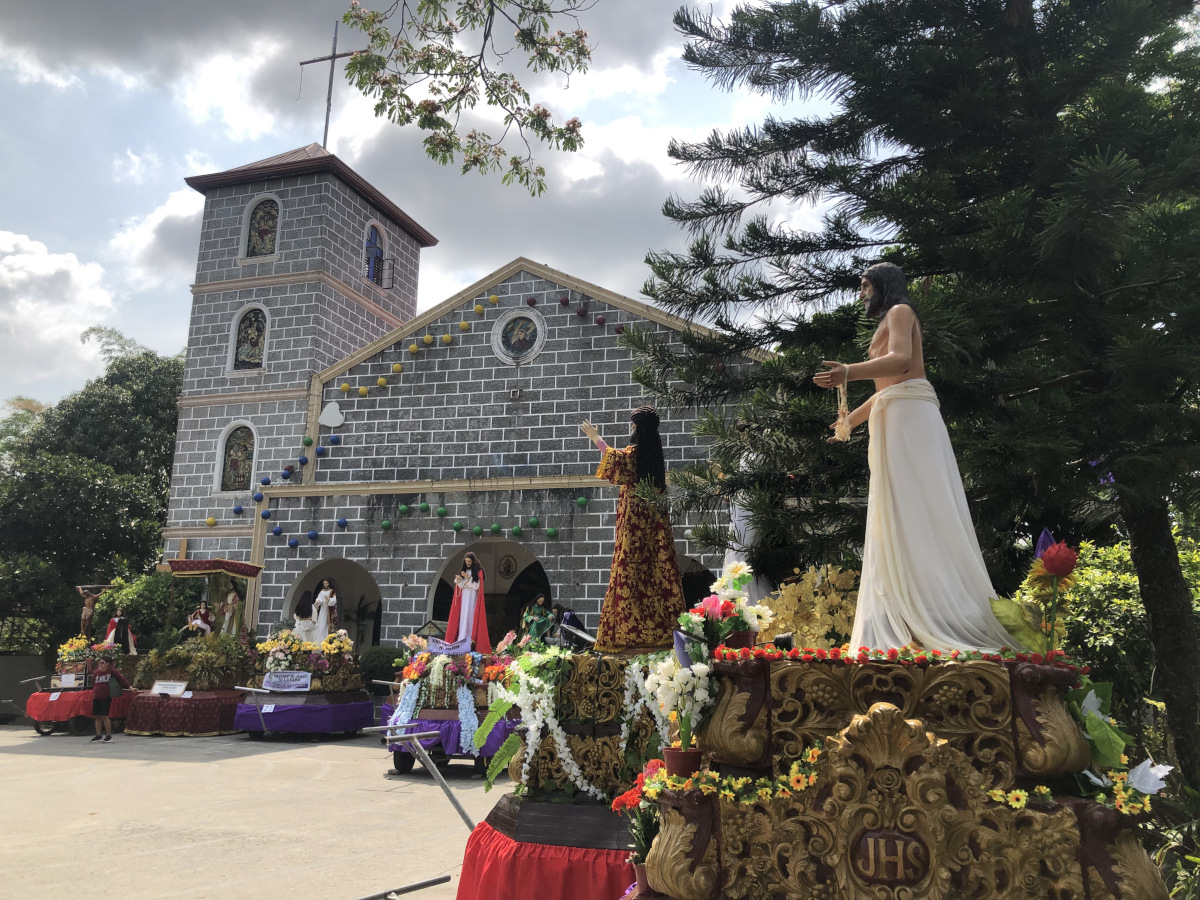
[288,538,299,548]
[398,504,410,515]
[472,526,483,536]
[205,517,216,527]
[358,386,368,396]
[419,502,430,513]
[437,506,447,516]
[392,363,403,373]
[272,526,282,536]
[315,445,327,456]
[253,492,264,502]
[232,506,243,515]
[341,383,350,392]
[511,525,522,537]
[377,377,387,387]
[546,527,558,538]
[261,477,271,486]
[459,321,469,331]
[409,343,419,354]
[490,523,501,534]
[488,294,499,305]
[302,436,313,446]
[298,456,308,466]
[329,435,341,445]
[453,521,463,531]
[381,519,392,530]
[337,517,348,528]
[423,334,433,345]
[307,530,319,540]
[576,496,588,507]
[528,516,539,527]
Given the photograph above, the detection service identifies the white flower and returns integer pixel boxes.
[1128,759,1173,794]
[727,561,750,579]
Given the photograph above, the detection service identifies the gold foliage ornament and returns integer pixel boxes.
[759,564,858,649]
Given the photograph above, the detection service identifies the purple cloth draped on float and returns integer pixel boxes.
[384,712,517,756]
[234,699,374,733]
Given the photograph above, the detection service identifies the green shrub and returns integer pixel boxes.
[359,644,403,693]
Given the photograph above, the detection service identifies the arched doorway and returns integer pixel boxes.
[283,558,383,650]
[679,555,718,608]
[428,540,551,646]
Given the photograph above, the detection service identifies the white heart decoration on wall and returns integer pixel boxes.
[318,401,345,428]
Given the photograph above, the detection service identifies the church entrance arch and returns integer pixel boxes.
[428,540,551,646]
[679,555,718,608]
[283,558,383,650]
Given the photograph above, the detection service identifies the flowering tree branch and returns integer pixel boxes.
[344,0,592,195]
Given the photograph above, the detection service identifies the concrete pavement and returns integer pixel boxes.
[0,723,506,899]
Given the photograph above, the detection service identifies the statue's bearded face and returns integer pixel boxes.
[859,277,875,303]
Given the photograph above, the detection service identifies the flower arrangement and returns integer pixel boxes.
[402,651,431,682]
[642,744,823,805]
[644,655,715,751]
[758,564,857,649]
[678,562,775,652]
[253,629,359,688]
[320,629,354,662]
[991,539,1080,653]
[611,759,665,864]
[710,643,1086,673]
[56,635,92,668]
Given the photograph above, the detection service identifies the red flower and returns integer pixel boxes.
[800,654,814,662]
[930,649,942,657]
[1030,653,1044,665]
[644,758,666,775]
[829,647,842,660]
[887,648,899,661]
[787,648,800,659]
[815,648,828,660]
[950,650,961,659]
[739,648,752,659]
[857,652,869,663]
[1041,541,1079,578]
[719,600,735,617]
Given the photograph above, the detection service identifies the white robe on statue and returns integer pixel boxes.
[313,589,337,639]
[850,379,1017,653]
[455,579,479,642]
[292,613,320,644]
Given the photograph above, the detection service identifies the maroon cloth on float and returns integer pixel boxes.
[125,690,242,736]
[26,691,132,722]
[456,822,634,900]
[445,570,492,653]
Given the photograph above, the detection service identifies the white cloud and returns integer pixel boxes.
[172,42,282,141]
[0,40,82,89]
[107,189,205,291]
[111,148,161,184]
[0,232,111,393]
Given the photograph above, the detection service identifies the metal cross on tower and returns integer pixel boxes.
[300,21,356,148]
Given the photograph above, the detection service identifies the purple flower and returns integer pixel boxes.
[1034,528,1055,559]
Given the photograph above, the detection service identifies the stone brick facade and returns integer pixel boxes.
[164,149,733,647]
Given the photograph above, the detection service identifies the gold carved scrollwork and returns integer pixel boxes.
[556,655,595,722]
[1110,830,1170,900]
[1015,688,1091,777]
[646,808,719,900]
[770,661,1015,790]
[697,676,768,766]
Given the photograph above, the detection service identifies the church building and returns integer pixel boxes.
[162,144,728,647]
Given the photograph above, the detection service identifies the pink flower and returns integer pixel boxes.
[698,595,724,620]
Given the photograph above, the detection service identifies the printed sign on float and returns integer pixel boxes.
[261,670,312,692]
[150,681,188,696]
[427,636,472,655]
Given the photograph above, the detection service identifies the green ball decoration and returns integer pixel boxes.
[576,496,589,508]
[511,525,523,537]
[453,521,463,532]
[398,504,410,515]
[437,506,447,517]
[528,516,540,527]
[546,527,559,538]
[302,436,313,446]
[472,526,483,537]
[381,519,393,530]
[419,502,430,513]
[490,523,501,534]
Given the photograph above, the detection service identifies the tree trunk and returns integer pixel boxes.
[1120,495,1200,788]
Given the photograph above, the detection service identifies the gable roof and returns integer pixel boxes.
[185,143,438,248]
[317,256,768,382]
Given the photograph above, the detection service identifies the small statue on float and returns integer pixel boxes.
[104,607,137,655]
[446,552,490,652]
[179,600,215,640]
[519,594,554,643]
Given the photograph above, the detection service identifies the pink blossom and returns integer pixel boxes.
[698,595,724,620]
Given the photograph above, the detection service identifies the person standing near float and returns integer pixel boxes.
[446,552,491,652]
[313,579,338,639]
[90,654,131,743]
[581,406,687,652]
[813,262,1017,653]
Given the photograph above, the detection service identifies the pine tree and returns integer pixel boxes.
[634,1,1200,783]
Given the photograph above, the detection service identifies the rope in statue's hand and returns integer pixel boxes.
[832,383,851,442]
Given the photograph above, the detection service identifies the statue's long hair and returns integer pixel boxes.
[461,552,483,581]
[863,262,912,319]
[295,591,314,619]
[630,406,666,492]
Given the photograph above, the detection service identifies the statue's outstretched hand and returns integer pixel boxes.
[580,420,601,443]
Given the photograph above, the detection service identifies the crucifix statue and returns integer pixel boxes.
[300,21,356,148]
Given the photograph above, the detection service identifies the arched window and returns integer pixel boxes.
[220,426,255,492]
[245,199,279,257]
[365,224,384,285]
[233,308,266,370]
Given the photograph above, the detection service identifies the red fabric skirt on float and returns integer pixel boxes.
[456,822,635,900]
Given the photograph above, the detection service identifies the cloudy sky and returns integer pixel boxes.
[0,0,810,403]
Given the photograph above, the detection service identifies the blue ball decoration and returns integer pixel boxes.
[288,538,299,549]
[336,517,348,529]
[232,506,244,515]
[260,476,271,486]
[307,530,319,540]
[272,526,283,536]
[315,445,327,457]
[261,510,271,520]
[280,470,291,480]
[298,456,309,466]
[253,492,264,503]
[328,434,341,445]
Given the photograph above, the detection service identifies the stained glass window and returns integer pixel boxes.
[246,199,279,257]
[233,308,266,370]
[365,225,383,285]
[221,426,255,492]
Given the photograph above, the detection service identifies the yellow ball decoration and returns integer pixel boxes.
[488,294,499,305]
[392,363,403,374]
[205,517,217,527]
[340,382,350,392]
[459,321,470,331]
[441,333,453,345]
[377,377,387,387]
[358,386,369,397]
[474,304,485,315]
[422,334,434,345]
[409,343,419,354]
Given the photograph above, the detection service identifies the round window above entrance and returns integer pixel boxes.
[491,307,547,366]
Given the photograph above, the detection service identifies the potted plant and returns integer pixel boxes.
[677,562,774,652]
[644,655,715,776]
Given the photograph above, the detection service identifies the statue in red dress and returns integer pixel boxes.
[445,551,491,652]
